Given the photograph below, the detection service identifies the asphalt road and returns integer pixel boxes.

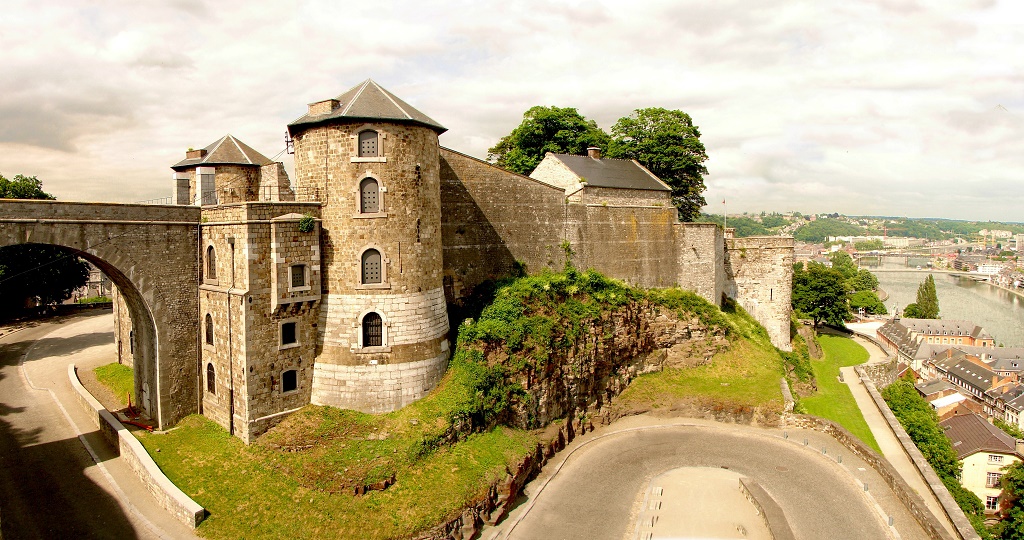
[493,419,932,540]
[0,312,195,540]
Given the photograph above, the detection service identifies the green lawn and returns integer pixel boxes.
[800,335,880,452]
[94,362,134,408]
[136,368,538,540]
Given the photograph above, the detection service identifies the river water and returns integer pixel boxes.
[869,262,1024,347]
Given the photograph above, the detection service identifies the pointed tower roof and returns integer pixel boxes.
[288,79,446,134]
[172,134,275,170]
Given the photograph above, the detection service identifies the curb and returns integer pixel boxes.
[68,364,206,529]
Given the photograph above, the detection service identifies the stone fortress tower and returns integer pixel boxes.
[287,80,451,413]
[110,78,793,442]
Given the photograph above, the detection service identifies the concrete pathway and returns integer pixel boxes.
[0,312,198,540]
[841,335,957,539]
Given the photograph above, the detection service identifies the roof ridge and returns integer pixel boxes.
[226,134,253,165]
[340,79,371,117]
[374,81,413,120]
[205,135,229,162]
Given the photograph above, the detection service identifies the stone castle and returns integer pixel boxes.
[109,79,794,441]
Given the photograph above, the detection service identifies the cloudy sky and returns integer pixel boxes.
[2,0,1022,221]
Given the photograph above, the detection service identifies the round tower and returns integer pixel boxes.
[287,79,450,413]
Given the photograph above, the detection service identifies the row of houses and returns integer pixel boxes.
[877,317,1024,517]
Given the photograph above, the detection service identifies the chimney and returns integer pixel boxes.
[587,147,602,160]
[308,99,340,116]
[186,148,207,160]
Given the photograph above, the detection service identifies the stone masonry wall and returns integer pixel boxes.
[311,351,450,413]
[725,236,794,350]
[439,148,567,300]
[675,222,725,306]
[111,285,134,368]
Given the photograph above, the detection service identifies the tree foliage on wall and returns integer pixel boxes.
[0,174,90,317]
[488,105,709,222]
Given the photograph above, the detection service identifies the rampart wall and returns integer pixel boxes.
[725,236,794,351]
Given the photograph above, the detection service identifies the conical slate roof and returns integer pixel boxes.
[172,134,275,170]
[288,79,446,134]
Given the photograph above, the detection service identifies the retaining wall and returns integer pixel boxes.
[853,367,981,540]
[68,364,206,529]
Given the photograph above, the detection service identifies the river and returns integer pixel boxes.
[869,262,1024,347]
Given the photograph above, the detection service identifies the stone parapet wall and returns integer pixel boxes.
[674,222,724,306]
[726,236,794,350]
[577,185,672,208]
[310,350,449,413]
[568,203,680,289]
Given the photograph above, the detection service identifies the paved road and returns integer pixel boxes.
[0,312,197,540]
[842,335,958,538]
[489,417,931,540]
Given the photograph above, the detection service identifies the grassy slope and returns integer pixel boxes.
[800,335,880,452]
[134,273,792,539]
[617,301,784,412]
[94,362,134,408]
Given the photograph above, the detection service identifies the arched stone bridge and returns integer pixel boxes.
[0,200,200,429]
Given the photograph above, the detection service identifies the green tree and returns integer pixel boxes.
[0,174,89,317]
[698,214,768,237]
[996,461,1024,539]
[906,275,939,319]
[792,262,851,327]
[793,218,864,243]
[854,239,884,251]
[606,108,709,221]
[848,269,879,292]
[487,106,611,175]
[849,290,887,314]
[0,173,55,200]
[828,251,858,280]
[760,214,789,229]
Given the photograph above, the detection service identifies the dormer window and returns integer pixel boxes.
[358,130,378,157]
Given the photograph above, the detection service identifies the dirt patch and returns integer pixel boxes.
[78,367,126,411]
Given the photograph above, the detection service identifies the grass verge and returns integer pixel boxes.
[799,335,880,452]
[94,362,134,408]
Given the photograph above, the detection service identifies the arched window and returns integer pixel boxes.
[359,177,379,213]
[358,130,378,157]
[361,249,382,284]
[206,245,217,281]
[362,312,383,347]
[205,314,214,345]
[206,363,216,394]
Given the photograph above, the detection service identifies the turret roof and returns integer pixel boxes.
[172,134,274,170]
[288,79,446,134]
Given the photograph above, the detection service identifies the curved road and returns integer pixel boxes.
[491,418,931,540]
[0,312,196,540]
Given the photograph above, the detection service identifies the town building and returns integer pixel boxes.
[940,413,1022,516]
[112,79,794,441]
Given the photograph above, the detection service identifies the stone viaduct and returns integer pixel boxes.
[0,200,199,429]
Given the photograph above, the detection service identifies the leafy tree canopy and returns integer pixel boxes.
[606,107,709,221]
[854,239,884,251]
[487,106,610,176]
[828,251,858,280]
[0,174,89,317]
[848,269,879,292]
[489,106,709,221]
[793,218,863,243]
[698,214,768,237]
[792,262,850,327]
[849,290,887,315]
[0,173,55,200]
[905,275,939,319]
[760,214,789,229]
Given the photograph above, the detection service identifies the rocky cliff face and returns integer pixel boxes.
[482,299,728,430]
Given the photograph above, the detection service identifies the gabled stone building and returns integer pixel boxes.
[113,79,794,441]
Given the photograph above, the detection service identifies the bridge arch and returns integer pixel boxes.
[0,200,201,429]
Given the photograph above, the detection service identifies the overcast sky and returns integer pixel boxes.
[2,0,1022,222]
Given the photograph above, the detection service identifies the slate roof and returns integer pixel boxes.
[916,378,956,397]
[900,319,992,340]
[172,135,274,170]
[945,357,998,395]
[551,153,671,192]
[940,413,1019,459]
[288,79,446,134]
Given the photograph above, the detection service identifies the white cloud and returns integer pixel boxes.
[0,0,1021,221]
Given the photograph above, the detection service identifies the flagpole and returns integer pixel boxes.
[723,198,727,231]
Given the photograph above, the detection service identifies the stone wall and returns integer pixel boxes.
[439,148,566,299]
[311,351,450,413]
[674,222,725,306]
[725,236,794,351]
[111,285,134,368]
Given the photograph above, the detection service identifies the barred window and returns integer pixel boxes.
[363,312,383,347]
[206,363,216,394]
[290,264,306,288]
[205,314,214,345]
